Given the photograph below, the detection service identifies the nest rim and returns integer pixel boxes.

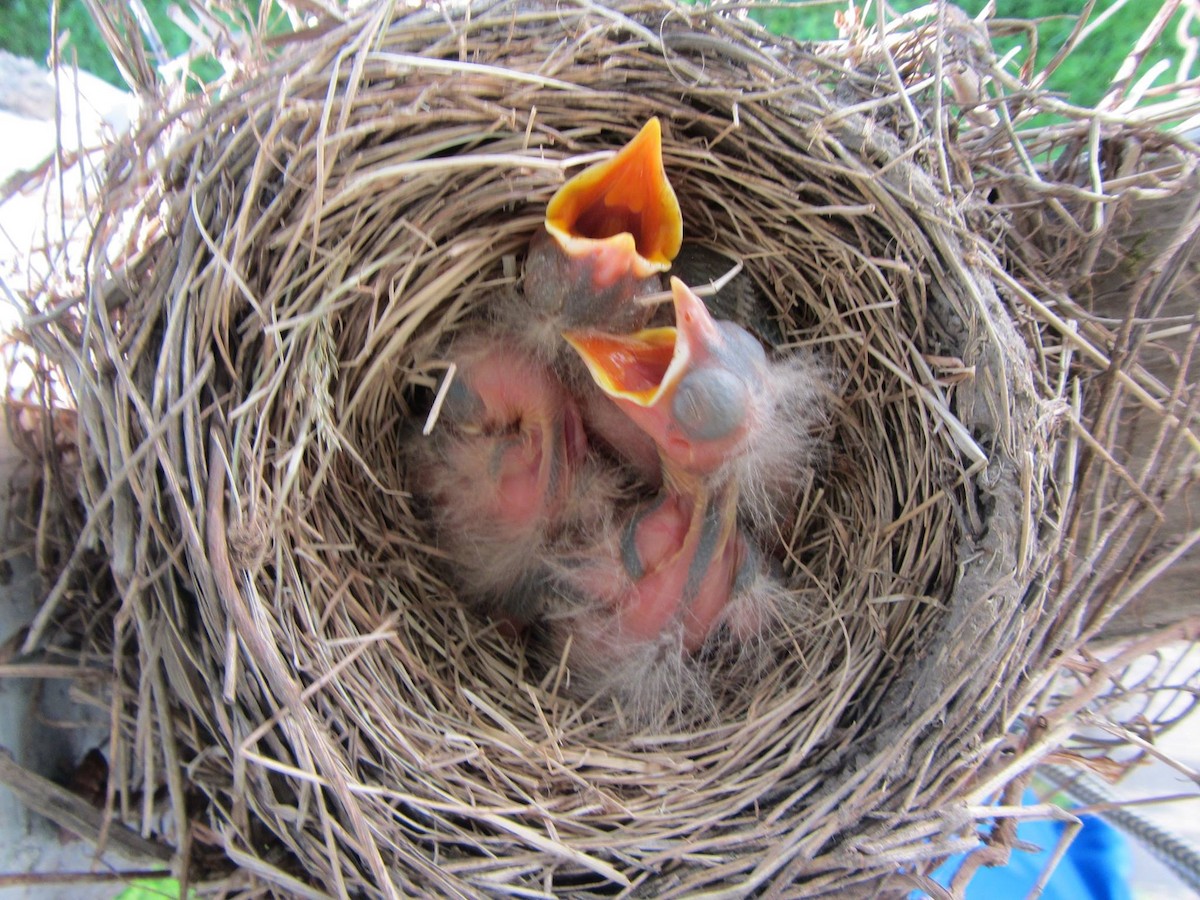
[15,0,1108,894]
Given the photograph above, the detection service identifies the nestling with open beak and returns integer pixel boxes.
[512,117,684,360]
[407,333,627,623]
[539,276,824,724]
[565,277,828,529]
[503,117,686,483]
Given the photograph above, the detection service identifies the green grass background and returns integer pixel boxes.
[0,1,1194,112]
[752,0,1194,112]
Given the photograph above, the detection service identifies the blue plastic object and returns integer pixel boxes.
[920,793,1132,899]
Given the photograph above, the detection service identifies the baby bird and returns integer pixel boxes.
[565,277,827,528]
[541,278,822,724]
[501,118,686,485]
[544,479,801,727]
[544,482,747,726]
[512,117,684,361]
[407,333,625,623]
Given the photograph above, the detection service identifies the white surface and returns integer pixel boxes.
[1105,643,1200,898]
[0,53,149,900]
[0,49,136,332]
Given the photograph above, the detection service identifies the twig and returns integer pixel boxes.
[0,749,173,863]
[0,870,172,888]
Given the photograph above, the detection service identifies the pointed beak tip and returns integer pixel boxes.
[543,117,682,268]
[626,116,664,161]
[670,278,711,327]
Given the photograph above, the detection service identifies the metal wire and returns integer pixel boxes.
[1043,764,1200,893]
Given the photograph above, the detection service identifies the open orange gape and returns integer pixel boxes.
[519,117,684,341]
[544,117,682,279]
[564,277,767,479]
[410,118,827,726]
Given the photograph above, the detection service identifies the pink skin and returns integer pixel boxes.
[415,335,598,623]
[681,527,743,652]
[565,277,829,535]
[552,278,780,663]
[619,492,743,653]
[518,118,683,353]
[560,486,744,659]
[575,382,663,488]
[564,278,769,482]
[444,345,587,531]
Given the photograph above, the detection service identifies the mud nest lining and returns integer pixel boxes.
[13,1,1084,895]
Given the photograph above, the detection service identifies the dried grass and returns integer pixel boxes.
[6,0,1200,896]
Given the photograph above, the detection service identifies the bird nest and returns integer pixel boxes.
[8,0,1200,896]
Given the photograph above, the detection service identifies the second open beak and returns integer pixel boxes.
[564,278,760,476]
